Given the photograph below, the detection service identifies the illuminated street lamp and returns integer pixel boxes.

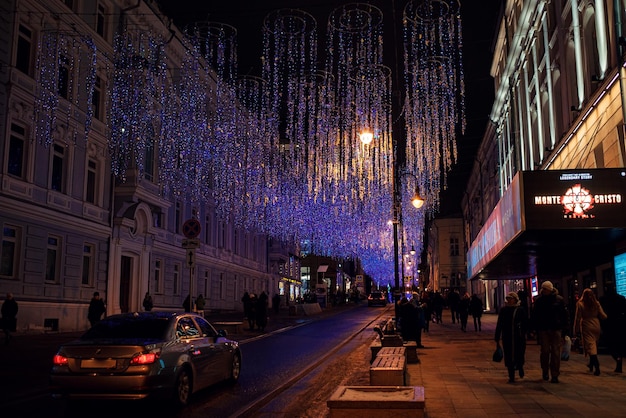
[359,130,374,145]
[411,187,425,209]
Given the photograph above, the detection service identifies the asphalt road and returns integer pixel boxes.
[1,304,386,417]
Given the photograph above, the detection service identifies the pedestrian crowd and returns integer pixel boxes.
[241,291,271,332]
[390,281,626,386]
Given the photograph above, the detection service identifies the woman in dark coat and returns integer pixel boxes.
[495,291,528,383]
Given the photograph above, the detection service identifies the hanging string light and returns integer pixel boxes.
[322,3,394,265]
[35,31,97,146]
[109,29,168,179]
[403,0,465,214]
[40,3,465,285]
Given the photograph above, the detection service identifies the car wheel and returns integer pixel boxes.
[174,367,192,406]
[229,352,241,383]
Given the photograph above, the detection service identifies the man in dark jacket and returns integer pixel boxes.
[530,281,569,383]
[2,293,18,343]
[87,292,106,327]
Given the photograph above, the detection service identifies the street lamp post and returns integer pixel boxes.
[392,171,424,303]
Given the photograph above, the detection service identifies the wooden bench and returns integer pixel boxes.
[370,339,419,364]
[212,321,243,335]
[377,346,406,358]
[370,354,406,386]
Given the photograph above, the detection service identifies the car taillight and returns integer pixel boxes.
[130,353,158,365]
[53,354,68,366]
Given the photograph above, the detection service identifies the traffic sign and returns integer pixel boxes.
[186,248,196,268]
[182,218,201,239]
[182,238,200,249]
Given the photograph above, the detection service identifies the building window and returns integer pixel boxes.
[50,144,66,192]
[450,237,460,257]
[58,54,71,99]
[173,263,180,295]
[154,259,162,293]
[0,225,19,279]
[204,270,210,298]
[85,159,97,204]
[81,244,94,285]
[204,215,211,245]
[92,75,103,120]
[96,3,107,39]
[8,123,27,178]
[153,209,163,228]
[219,273,225,300]
[175,201,182,233]
[16,24,33,75]
[218,222,226,248]
[46,235,61,283]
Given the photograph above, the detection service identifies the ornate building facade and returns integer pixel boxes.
[0,0,299,332]
[464,0,626,310]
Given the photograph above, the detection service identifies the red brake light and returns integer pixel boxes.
[53,354,68,366]
[130,353,158,365]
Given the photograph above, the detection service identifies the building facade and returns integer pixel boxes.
[426,217,467,296]
[0,0,299,332]
[463,0,626,311]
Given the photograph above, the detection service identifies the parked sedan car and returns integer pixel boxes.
[50,311,241,406]
[368,291,387,307]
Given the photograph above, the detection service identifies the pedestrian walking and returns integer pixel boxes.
[182,294,191,312]
[458,292,470,331]
[470,293,483,331]
[87,291,106,327]
[398,297,420,342]
[420,291,432,332]
[142,291,153,311]
[247,293,258,330]
[574,288,608,375]
[432,291,444,324]
[256,292,269,332]
[599,287,626,373]
[447,289,460,324]
[242,291,255,329]
[530,280,570,383]
[495,291,527,383]
[1,293,18,343]
[195,294,206,316]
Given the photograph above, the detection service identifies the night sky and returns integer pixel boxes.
[157,0,503,217]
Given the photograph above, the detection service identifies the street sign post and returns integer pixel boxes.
[181,219,201,310]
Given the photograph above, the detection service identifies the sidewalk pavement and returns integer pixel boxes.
[406,312,626,418]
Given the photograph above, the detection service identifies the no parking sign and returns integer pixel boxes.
[182,218,201,239]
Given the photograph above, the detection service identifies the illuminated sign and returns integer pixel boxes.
[524,169,626,229]
[467,174,523,278]
[616,253,626,298]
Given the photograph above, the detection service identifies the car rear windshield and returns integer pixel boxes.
[81,317,170,341]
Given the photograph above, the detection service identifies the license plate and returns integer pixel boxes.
[81,359,116,369]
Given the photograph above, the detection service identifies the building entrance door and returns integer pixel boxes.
[120,255,133,313]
